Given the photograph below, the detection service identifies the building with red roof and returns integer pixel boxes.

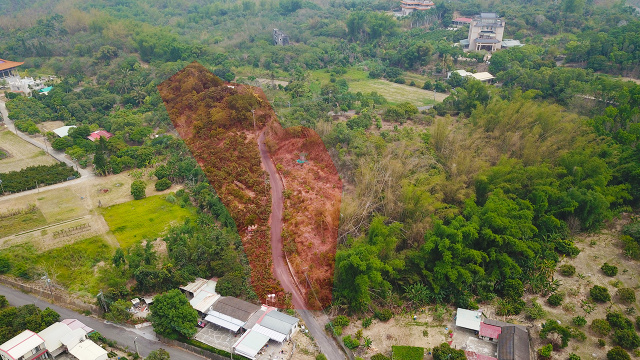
[0,58,24,79]
[479,322,502,342]
[400,0,435,15]
[87,130,113,142]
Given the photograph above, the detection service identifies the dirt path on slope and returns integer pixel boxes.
[258,131,345,360]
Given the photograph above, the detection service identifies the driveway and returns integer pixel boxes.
[0,284,205,360]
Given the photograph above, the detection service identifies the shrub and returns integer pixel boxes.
[547,293,564,307]
[573,316,587,326]
[559,264,576,276]
[569,353,581,360]
[591,319,612,336]
[496,298,525,316]
[591,285,611,302]
[525,299,546,320]
[316,355,328,360]
[623,222,640,241]
[343,335,360,349]
[538,344,553,359]
[599,339,607,347]
[131,180,146,200]
[375,308,393,322]
[334,315,350,327]
[614,329,640,349]
[607,346,631,360]
[155,178,172,191]
[618,288,636,304]
[602,263,619,277]
[569,327,587,341]
[607,312,634,330]
[362,317,373,328]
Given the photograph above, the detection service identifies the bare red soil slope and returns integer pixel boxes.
[265,124,342,309]
[158,62,283,302]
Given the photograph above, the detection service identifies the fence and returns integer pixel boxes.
[156,336,231,360]
[0,276,101,314]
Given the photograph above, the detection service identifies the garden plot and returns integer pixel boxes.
[0,128,57,172]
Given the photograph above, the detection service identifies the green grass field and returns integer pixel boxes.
[0,208,48,238]
[0,129,57,172]
[101,194,195,248]
[310,68,441,106]
[0,236,112,294]
[392,345,425,360]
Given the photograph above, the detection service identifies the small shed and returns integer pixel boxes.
[232,330,270,360]
[470,72,495,82]
[52,125,77,138]
[456,308,483,332]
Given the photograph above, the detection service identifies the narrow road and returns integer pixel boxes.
[0,284,205,360]
[257,132,345,360]
[0,99,94,196]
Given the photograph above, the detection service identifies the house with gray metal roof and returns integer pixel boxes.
[205,297,260,333]
[232,330,269,360]
[251,309,299,342]
[497,326,530,360]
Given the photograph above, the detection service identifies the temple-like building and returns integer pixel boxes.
[0,58,23,79]
[400,0,435,16]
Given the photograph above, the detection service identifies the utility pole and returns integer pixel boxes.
[133,337,139,357]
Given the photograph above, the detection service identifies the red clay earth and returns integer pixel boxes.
[264,124,342,309]
[157,62,341,310]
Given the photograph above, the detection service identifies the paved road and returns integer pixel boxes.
[0,284,205,360]
[258,132,344,360]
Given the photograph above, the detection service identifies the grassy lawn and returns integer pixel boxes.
[101,194,195,248]
[310,68,442,106]
[0,129,57,173]
[0,207,48,238]
[0,236,112,294]
[392,345,425,360]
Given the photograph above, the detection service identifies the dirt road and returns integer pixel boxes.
[258,131,344,360]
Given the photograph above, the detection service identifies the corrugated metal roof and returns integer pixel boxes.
[190,292,220,313]
[480,323,502,339]
[0,330,44,359]
[244,310,266,330]
[180,278,208,294]
[265,310,299,325]
[205,311,244,332]
[232,330,269,360]
[472,72,495,81]
[211,297,260,322]
[68,340,108,360]
[497,326,530,360]
[483,319,527,331]
[252,324,286,342]
[456,308,482,331]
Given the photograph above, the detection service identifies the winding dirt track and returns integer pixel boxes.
[258,131,344,360]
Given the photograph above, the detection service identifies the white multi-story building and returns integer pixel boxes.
[467,13,505,52]
[0,330,49,360]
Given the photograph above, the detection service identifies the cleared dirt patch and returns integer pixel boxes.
[0,129,57,172]
[37,120,65,133]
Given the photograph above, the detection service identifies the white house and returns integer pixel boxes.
[0,330,48,360]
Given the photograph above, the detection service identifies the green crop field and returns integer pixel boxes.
[0,236,112,294]
[101,194,195,248]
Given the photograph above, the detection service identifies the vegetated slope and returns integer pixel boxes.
[265,124,342,308]
[158,62,283,303]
